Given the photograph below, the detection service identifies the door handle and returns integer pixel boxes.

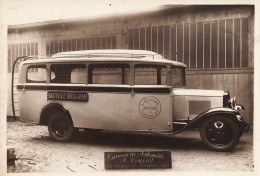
[131,88,135,95]
[22,85,25,92]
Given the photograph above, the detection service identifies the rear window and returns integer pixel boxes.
[26,65,47,83]
[50,64,86,84]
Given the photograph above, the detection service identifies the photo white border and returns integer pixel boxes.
[0,0,259,176]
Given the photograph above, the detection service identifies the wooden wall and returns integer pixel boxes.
[186,68,254,123]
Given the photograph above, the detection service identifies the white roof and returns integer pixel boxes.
[23,49,187,67]
[52,49,163,59]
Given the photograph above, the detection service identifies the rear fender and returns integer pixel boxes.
[40,102,72,126]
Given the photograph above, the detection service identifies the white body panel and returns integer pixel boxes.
[131,93,170,131]
[172,89,224,120]
[17,84,47,123]
[17,84,171,132]
[69,92,131,130]
[173,89,224,97]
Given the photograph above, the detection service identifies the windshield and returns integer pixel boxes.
[171,67,186,87]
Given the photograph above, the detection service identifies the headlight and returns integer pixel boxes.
[234,104,245,111]
[230,97,245,111]
[223,91,245,111]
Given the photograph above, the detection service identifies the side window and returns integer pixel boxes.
[134,64,166,85]
[171,67,186,87]
[88,64,130,85]
[50,64,86,84]
[26,65,47,83]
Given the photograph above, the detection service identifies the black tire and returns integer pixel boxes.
[200,116,240,152]
[48,112,74,142]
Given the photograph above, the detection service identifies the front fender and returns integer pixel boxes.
[187,107,249,133]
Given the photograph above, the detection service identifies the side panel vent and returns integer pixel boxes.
[189,101,211,115]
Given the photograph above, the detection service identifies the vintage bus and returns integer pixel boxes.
[13,50,249,151]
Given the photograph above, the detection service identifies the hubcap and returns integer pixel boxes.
[51,117,69,138]
[206,120,233,146]
[214,121,224,129]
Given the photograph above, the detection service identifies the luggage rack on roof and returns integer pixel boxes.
[51,52,164,60]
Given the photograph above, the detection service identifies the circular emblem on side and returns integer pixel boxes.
[138,96,161,119]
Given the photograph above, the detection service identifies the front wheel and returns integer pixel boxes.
[200,116,240,152]
[48,112,74,142]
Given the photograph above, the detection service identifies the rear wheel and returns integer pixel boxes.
[200,116,240,152]
[48,112,74,142]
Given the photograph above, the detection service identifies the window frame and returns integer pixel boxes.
[26,64,47,83]
[49,63,87,84]
[87,62,131,85]
[170,66,186,88]
[133,63,168,86]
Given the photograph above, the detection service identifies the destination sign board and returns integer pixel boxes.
[47,91,88,102]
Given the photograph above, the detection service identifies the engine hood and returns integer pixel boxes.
[172,89,224,97]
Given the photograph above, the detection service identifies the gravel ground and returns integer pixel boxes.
[7,119,253,173]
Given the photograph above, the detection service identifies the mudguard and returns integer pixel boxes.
[40,102,71,125]
[187,107,249,133]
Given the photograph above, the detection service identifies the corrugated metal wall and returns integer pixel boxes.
[8,43,38,72]
[128,18,248,69]
[46,36,117,57]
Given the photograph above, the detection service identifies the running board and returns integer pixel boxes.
[173,121,188,125]
[151,121,189,135]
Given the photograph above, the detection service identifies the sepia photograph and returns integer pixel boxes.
[1,0,259,175]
